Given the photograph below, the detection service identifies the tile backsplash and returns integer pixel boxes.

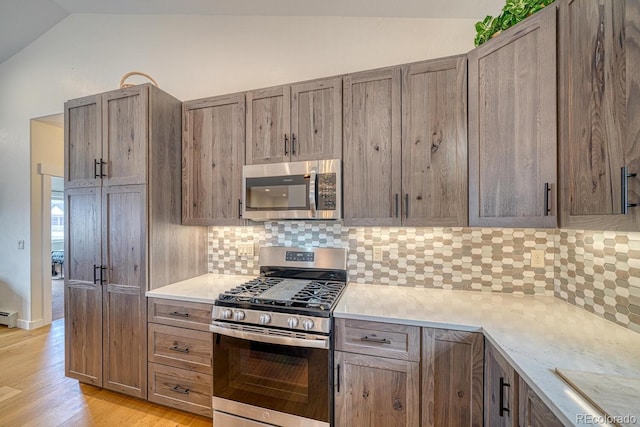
[209,222,640,333]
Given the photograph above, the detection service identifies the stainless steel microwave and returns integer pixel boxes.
[242,159,341,220]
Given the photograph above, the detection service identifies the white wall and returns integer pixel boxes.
[0,13,476,328]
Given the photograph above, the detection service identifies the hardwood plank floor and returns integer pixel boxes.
[0,320,211,427]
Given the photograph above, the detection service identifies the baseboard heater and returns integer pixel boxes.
[0,311,18,328]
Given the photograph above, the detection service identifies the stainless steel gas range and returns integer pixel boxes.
[210,246,348,427]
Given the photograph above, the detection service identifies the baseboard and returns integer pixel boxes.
[17,318,46,330]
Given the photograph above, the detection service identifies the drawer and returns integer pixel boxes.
[335,318,420,362]
[148,362,212,417]
[148,323,213,373]
[148,298,213,331]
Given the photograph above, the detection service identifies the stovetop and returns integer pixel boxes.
[216,276,347,313]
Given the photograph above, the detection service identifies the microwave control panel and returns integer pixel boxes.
[317,173,337,210]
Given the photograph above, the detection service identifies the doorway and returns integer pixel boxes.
[51,177,64,320]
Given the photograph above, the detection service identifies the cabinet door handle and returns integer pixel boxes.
[336,363,341,393]
[499,377,510,416]
[404,194,409,219]
[94,159,100,179]
[93,264,99,285]
[394,193,399,218]
[170,385,190,395]
[543,183,551,216]
[99,265,106,285]
[361,336,391,344]
[170,344,190,354]
[621,167,638,214]
[99,158,107,178]
[284,134,289,156]
[169,311,190,318]
[238,199,242,219]
[292,133,297,155]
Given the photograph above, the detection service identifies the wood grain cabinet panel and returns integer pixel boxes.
[148,362,213,417]
[148,323,213,374]
[519,378,564,427]
[335,318,420,362]
[182,93,245,225]
[421,328,484,427]
[401,56,468,226]
[343,67,402,226]
[484,340,519,427]
[334,351,420,427]
[64,85,207,401]
[246,85,291,165]
[148,298,213,332]
[559,0,640,230]
[468,5,558,228]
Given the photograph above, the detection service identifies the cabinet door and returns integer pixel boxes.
[102,86,148,186]
[343,68,402,226]
[334,351,419,427]
[64,95,102,188]
[484,341,519,427]
[102,185,147,398]
[246,85,291,164]
[421,328,483,427]
[559,0,640,230]
[182,93,246,225]
[291,77,342,161]
[519,378,564,427]
[468,5,557,228]
[402,57,468,226]
[64,187,102,386]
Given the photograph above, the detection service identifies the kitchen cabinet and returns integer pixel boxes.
[468,4,558,228]
[182,93,246,225]
[401,56,468,226]
[343,67,402,226]
[334,318,420,427]
[147,299,214,417]
[421,328,483,427]
[519,378,564,427]
[558,0,640,231]
[484,340,519,427]
[64,85,208,400]
[245,77,342,164]
[343,57,467,227]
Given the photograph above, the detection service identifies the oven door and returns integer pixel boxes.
[212,327,330,424]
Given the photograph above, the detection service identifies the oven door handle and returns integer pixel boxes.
[210,324,330,350]
[308,167,317,217]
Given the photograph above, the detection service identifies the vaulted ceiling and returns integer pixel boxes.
[0,0,505,65]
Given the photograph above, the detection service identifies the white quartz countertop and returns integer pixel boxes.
[334,283,640,427]
[145,273,254,304]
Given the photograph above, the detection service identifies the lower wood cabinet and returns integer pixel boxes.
[422,328,484,427]
[147,298,213,417]
[519,378,564,427]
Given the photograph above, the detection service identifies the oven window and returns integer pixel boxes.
[245,175,309,210]
[214,335,329,422]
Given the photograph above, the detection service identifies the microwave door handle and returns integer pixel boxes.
[309,168,317,216]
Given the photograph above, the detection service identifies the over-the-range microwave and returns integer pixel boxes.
[242,159,341,221]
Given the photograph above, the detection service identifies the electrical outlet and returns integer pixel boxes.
[530,250,545,268]
[17,240,24,250]
[372,246,384,262]
[237,243,254,257]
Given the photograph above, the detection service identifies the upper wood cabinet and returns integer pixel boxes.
[422,328,483,427]
[559,0,640,231]
[245,77,342,165]
[64,86,149,188]
[402,57,468,227]
[182,93,246,225]
[343,67,402,226]
[468,5,558,228]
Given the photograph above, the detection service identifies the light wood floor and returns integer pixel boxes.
[0,320,211,426]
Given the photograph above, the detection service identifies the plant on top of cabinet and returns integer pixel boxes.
[558,0,640,231]
[182,93,246,225]
[474,0,556,46]
[468,3,557,228]
[245,77,342,164]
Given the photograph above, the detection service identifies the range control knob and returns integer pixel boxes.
[301,318,315,331]
[234,311,246,321]
[287,317,299,329]
[220,309,233,320]
[259,314,271,325]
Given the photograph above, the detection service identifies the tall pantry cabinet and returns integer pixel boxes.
[64,84,207,398]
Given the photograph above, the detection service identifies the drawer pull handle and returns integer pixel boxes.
[361,336,391,344]
[170,345,190,354]
[171,385,190,395]
[169,311,189,318]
